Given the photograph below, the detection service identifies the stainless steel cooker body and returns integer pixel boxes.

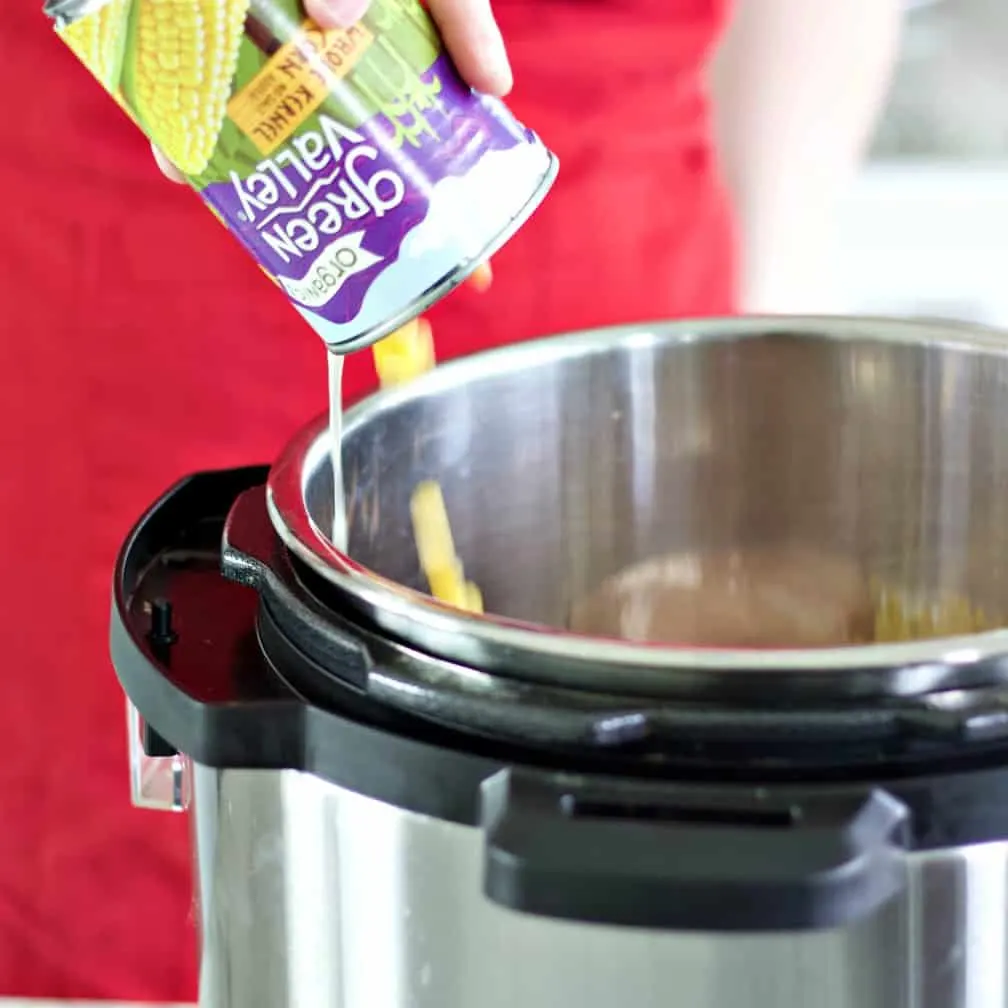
[189,763,1007,1008]
[110,318,1008,1008]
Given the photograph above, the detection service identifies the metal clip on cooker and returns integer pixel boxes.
[114,317,1008,1008]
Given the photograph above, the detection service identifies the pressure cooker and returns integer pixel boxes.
[113,317,1008,1008]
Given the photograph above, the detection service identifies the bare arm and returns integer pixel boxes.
[710,0,904,313]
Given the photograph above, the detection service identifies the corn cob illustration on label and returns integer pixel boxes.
[49,0,557,352]
[58,0,132,92]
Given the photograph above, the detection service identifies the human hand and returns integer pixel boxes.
[153,0,511,182]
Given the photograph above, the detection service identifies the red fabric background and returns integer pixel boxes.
[0,0,733,1000]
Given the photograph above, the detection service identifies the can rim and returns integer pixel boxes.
[322,152,559,353]
[43,0,113,27]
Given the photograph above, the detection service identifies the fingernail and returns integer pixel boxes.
[310,0,370,28]
[479,29,513,95]
[151,142,186,183]
[469,261,493,293]
[490,60,513,96]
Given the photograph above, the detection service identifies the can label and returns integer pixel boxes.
[56,0,555,348]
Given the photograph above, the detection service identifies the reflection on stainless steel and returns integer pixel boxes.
[126,702,188,813]
[268,317,1008,698]
[191,765,1008,1008]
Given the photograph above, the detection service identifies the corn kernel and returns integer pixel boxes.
[59,0,132,91]
[409,480,457,573]
[128,0,251,174]
[464,581,484,614]
[377,313,485,615]
[373,318,435,387]
[426,564,470,609]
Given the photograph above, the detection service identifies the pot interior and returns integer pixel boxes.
[311,319,1008,650]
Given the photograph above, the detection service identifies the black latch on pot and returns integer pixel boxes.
[481,768,912,932]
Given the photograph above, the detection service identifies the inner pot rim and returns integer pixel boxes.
[267,315,1008,694]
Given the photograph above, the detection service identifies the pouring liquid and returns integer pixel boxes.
[328,301,490,612]
[327,351,349,552]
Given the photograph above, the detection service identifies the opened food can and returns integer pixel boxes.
[45,0,558,352]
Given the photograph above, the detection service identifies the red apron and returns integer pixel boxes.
[0,0,733,999]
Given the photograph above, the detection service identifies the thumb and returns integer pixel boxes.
[304,0,511,97]
[429,0,511,95]
[305,0,370,29]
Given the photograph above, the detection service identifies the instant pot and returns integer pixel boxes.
[113,317,1008,1008]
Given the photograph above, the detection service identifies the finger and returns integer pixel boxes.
[429,0,512,96]
[305,0,370,28]
[152,143,186,183]
[467,260,493,293]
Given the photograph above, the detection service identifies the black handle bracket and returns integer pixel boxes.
[221,487,372,691]
[481,768,911,932]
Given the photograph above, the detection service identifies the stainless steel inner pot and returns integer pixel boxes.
[267,317,1008,694]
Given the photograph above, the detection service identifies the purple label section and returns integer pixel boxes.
[202,55,535,325]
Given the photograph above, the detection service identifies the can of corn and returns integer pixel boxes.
[45,0,558,352]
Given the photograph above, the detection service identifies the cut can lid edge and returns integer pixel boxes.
[43,0,113,27]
